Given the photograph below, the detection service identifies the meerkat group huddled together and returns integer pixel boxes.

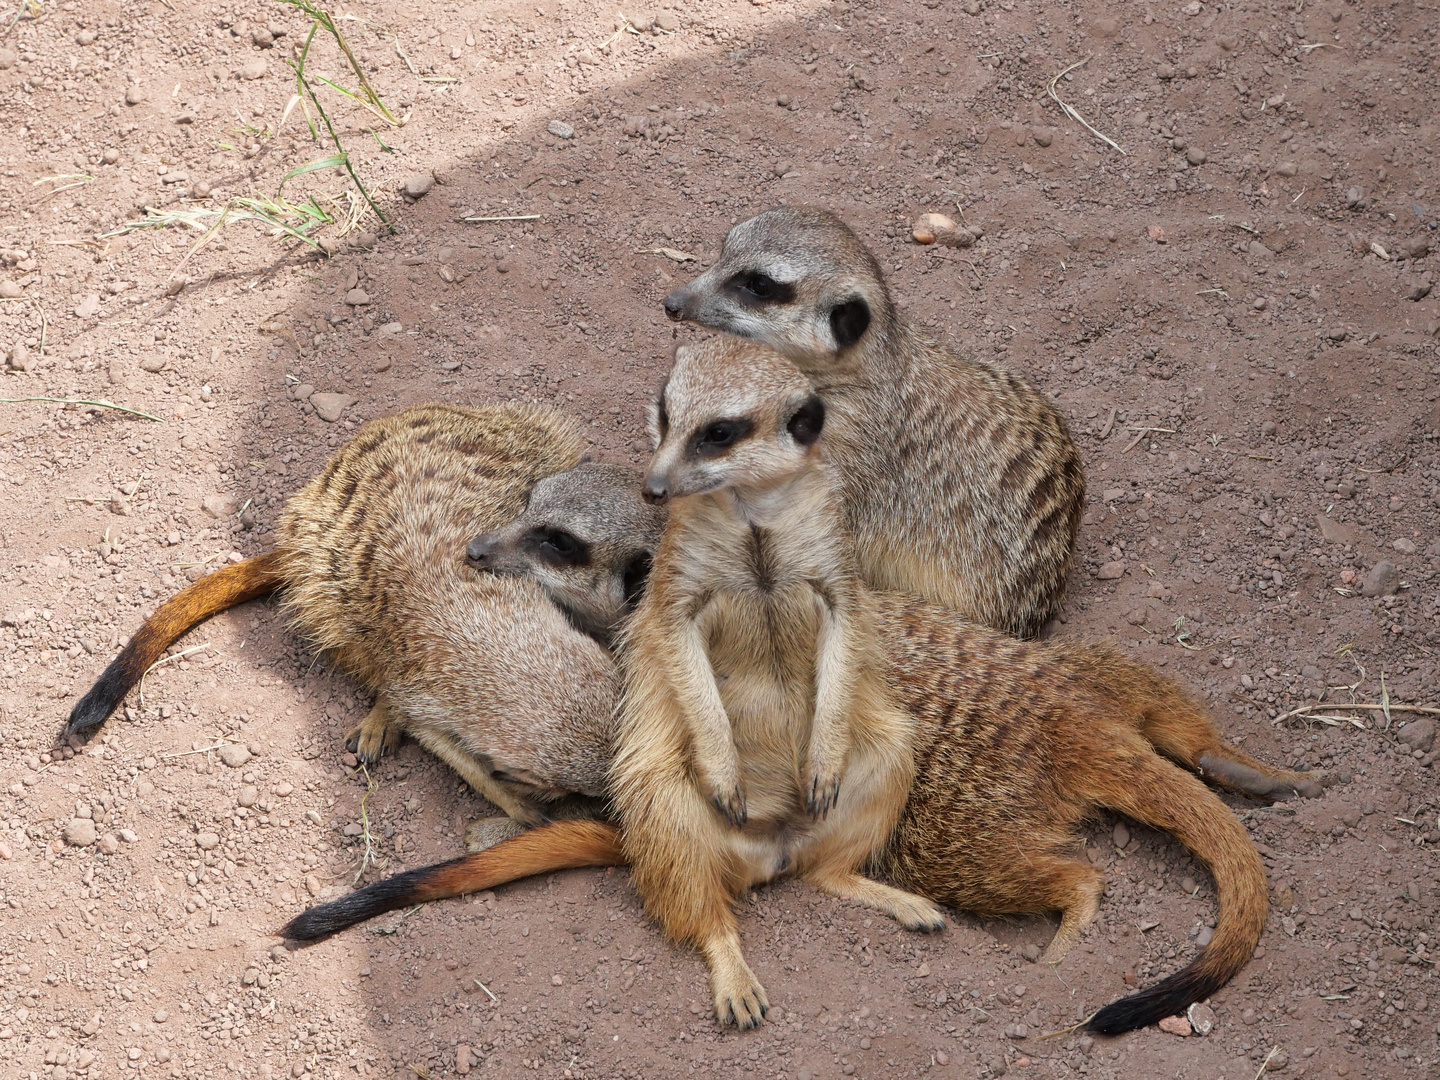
[68,207,1318,1037]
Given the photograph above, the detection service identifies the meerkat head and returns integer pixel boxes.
[641,338,826,506]
[661,207,892,365]
[467,463,667,642]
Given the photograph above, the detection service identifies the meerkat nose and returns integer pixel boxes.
[465,533,498,565]
[641,476,670,504]
[661,289,688,321]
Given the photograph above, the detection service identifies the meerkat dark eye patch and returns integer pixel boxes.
[786,395,826,446]
[728,271,795,306]
[690,418,752,458]
[654,387,670,440]
[621,552,653,607]
[828,298,871,349]
[527,528,591,567]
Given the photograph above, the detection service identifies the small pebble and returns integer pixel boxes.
[0,280,22,300]
[1158,1014,1191,1036]
[240,57,267,80]
[1276,161,1298,177]
[1096,561,1125,580]
[74,293,101,319]
[218,743,251,768]
[310,392,357,423]
[1344,185,1365,209]
[546,119,576,140]
[0,48,16,69]
[402,174,434,199]
[238,785,260,807]
[140,356,167,373]
[1361,561,1399,597]
[1112,821,1130,849]
[98,833,120,855]
[125,85,145,105]
[77,29,98,45]
[345,288,370,306]
[195,832,221,851]
[1185,146,1207,166]
[65,818,98,847]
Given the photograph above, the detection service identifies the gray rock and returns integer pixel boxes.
[1361,561,1399,597]
[1185,146,1207,166]
[65,818,98,847]
[195,831,221,851]
[1247,239,1273,258]
[344,288,370,306]
[1186,1001,1216,1034]
[402,173,434,199]
[1315,515,1359,545]
[1096,561,1125,580]
[1345,185,1365,209]
[1112,821,1130,849]
[1398,719,1436,753]
[310,393,356,423]
[218,743,251,768]
[546,119,576,139]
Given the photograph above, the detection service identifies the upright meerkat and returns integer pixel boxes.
[65,403,665,828]
[615,342,942,1027]
[663,208,1084,638]
[282,357,1318,1035]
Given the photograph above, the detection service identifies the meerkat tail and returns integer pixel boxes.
[66,552,287,741]
[1082,751,1266,1035]
[280,820,625,942]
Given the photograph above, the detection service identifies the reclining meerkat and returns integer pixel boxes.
[65,403,666,829]
[283,347,1319,1035]
[663,209,1085,639]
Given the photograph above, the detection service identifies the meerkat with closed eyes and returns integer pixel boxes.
[66,403,666,831]
[664,207,1085,639]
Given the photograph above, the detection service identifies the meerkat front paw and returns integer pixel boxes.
[802,761,843,820]
[711,964,769,1029]
[708,782,748,829]
[890,894,948,933]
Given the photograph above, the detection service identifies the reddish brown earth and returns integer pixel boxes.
[2,0,1439,1078]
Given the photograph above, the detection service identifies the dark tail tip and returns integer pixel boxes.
[1083,964,1219,1036]
[65,657,138,742]
[279,857,467,941]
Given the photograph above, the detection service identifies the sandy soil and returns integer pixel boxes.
[2,0,1439,1077]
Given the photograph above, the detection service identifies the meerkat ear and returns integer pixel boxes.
[828,297,871,350]
[786,394,826,447]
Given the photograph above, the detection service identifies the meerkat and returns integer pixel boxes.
[611,341,943,1027]
[281,356,1317,1035]
[663,208,1085,639]
[65,403,666,830]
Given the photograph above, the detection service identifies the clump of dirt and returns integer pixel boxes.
[1,0,1437,1078]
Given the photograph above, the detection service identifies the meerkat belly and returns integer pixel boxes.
[703,587,820,825]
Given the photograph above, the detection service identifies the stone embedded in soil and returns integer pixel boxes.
[7,341,33,370]
[124,84,145,105]
[1186,1002,1217,1034]
[218,743,251,768]
[238,785,260,807]
[74,293,101,318]
[98,833,120,855]
[240,57,267,80]
[0,48,16,69]
[1185,146,1208,166]
[65,818,98,847]
[351,231,378,251]
[310,393,356,423]
[345,288,370,306]
[1112,821,1130,849]
[547,119,576,139]
[1096,560,1125,580]
[140,356,167,373]
[1315,515,1359,545]
[202,493,239,518]
[1394,537,1418,555]
[195,831,220,850]
[1361,561,1399,597]
[1158,1014,1192,1036]
[0,280,23,299]
[1398,719,1436,753]
[1276,161,1298,176]
[403,174,434,199]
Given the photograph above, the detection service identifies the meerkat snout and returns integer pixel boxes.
[641,476,670,504]
[465,533,498,565]
[662,287,690,321]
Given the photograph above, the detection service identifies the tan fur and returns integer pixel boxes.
[664,208,1085,638]
[613,344,941,1028]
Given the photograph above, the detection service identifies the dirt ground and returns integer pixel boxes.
[2,0,1439,1077]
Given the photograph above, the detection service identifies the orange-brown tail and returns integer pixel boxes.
[280,820,625,941]
[1083,749,1266,1034]
[65,551,287,742]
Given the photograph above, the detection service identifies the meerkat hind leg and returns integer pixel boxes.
[465,816,528,852]
[345,699,403,764]
[806,868,947,932]
[1028,856,1106,966]
[701,928,769,1029]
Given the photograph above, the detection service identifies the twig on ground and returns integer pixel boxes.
[141,643,215,706]
[1047,56,1125,155]
[160,741,233,761]
[0,396,164,422]
[474,979,499,1002]
[1273,701,1440,728]
[460,214,541,223]
[1252,1046,1281,1079]
[352,764,384,884]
